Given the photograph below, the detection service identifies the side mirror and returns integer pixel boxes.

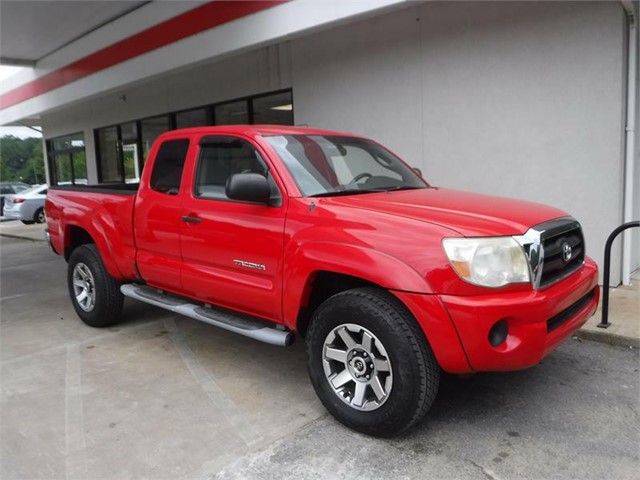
[413,167,423,177]
[226,173,271,204]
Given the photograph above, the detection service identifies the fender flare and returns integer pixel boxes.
[282,241,433,329]
[63,216,125,280]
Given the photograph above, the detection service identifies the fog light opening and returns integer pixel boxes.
[489,319,508,347]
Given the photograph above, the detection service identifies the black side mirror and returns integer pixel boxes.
[226,173,271,204]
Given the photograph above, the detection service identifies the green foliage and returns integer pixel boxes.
[0,135,46,184]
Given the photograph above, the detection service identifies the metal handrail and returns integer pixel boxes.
[598,221,640,328]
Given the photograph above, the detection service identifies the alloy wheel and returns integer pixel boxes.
[322,323,393,411]
[72,262,96,312]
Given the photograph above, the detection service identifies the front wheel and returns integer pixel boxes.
[306,288,440,437]
[67,244,123,327]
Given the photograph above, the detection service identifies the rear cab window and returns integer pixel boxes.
[149,139,190,195]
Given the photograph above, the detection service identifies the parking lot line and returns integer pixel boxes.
[164,318,259,447]
[64,342,88,480]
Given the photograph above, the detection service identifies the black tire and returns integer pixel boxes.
[34,207,46,224]
[306,288,440,437]
[67,244,123,328]
[21,220,35,225]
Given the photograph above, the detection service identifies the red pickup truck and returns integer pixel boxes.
[46,125,599,436]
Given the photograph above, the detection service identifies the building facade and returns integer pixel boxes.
[1,0,638,284]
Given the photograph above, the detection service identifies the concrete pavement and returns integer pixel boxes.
[578,270,640,348]
[1,237,324,479]
[0,219,47,242]
[214,339,639,480]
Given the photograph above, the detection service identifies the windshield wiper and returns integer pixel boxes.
[309,185,427,198]
[379,186,425,192]
[309,188,383,198]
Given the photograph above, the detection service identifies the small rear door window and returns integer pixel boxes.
[150,139,190,194]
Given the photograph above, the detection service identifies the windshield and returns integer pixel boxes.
[264,135,427,197]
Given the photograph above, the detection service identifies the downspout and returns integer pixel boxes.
[621,1,637,285]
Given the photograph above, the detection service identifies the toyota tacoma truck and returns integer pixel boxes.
[46,125,599,437]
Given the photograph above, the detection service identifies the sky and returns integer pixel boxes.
[0,66,42,139]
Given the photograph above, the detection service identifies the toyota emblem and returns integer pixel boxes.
[562,242,572,262]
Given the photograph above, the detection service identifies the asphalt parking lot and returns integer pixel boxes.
[1,234,639,480]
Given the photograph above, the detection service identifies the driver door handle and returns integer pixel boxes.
[182,215,202,224]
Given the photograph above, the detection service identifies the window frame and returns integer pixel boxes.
[46,132,87,186]
[192,135,282,207]
[149,138,191,196]
[95,122,145,184]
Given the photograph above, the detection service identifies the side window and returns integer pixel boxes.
[194,136,281,204]
[150,139,190,194]
[0,186,12,194]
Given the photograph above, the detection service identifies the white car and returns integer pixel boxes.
[3,184,48,224]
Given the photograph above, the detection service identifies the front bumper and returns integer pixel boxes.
[440,258,599,372]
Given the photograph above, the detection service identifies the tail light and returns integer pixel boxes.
[11,198,25,203]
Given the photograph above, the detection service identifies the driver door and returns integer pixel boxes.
[179,135,286,321]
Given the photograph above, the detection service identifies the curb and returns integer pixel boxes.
[0,233,45,243]
[575,329,639,348]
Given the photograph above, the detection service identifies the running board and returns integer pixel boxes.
[120,284,294,347]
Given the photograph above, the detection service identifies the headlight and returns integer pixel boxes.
[442,237,531,287]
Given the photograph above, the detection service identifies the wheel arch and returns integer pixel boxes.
[63,224,124,280]
[283,241,433,335]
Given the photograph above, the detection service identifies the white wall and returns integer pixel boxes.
[292,1,627,283]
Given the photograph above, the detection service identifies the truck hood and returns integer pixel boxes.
[322,187,568,237]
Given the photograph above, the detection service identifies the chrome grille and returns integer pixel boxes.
[515,217,586,289]
[539,225,585,287]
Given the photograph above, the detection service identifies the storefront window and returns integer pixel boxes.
[47,133,87,185]
[141,115,170,160]
[215,101,249,125]
[121,122,140,183]
[97,126,120,183]
[252,91,293,125]
[93,89,293,184]
[176,108,209,129]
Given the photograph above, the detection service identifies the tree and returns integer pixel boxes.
[0,135,45,183]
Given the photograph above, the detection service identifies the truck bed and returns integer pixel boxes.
[46,184,139,280]
[49,183,139,195]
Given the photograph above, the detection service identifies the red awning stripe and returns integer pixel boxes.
[0,0,286,110]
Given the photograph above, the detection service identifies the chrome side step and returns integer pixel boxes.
[120,284,294,346]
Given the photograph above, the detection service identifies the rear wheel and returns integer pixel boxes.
[34,207,46,224]
[67,244,123,327]
[306,288,440,437]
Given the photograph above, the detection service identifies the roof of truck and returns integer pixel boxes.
[159,124,364,138]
